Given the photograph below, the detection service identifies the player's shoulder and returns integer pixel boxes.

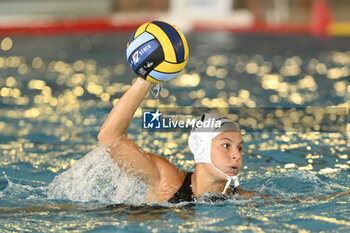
[149,153,184,178]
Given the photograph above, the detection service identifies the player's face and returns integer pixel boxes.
[211,131,243,177]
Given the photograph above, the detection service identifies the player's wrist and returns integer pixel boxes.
[134,76,154,89]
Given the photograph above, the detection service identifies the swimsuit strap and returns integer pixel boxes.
[168,172,194,203]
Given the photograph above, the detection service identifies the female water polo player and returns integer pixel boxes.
[98,77,255,203]
[98,21,254,203]
[97,21,350,203]
[97,80,350,204]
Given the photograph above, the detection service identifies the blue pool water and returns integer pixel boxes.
[0,32,349,232]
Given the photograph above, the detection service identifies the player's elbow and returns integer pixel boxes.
[98,129,125,146]
[98,130,109,145]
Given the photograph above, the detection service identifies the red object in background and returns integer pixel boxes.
[0,2,333,37]
[310,0,332,37]
[0,18,145,36]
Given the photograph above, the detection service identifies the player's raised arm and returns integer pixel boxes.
[98,77,153,145]
[99,20,189,145]
[97,22,189,198]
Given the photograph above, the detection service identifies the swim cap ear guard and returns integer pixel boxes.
[188,133,205,156]
[188,131,213,164]
[188,113,241,195]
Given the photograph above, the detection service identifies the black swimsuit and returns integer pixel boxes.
[168,172,239,203]
[168,172,194,203]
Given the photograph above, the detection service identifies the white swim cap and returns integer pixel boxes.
[188,113,241,194]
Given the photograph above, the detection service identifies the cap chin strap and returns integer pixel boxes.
[210,164,240,195]
[209,132,239,195]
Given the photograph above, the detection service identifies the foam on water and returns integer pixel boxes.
[46,146,147,205]
[0,172,48,205]
[258,171,334,198]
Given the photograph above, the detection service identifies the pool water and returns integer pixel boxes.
[0,32,349,232]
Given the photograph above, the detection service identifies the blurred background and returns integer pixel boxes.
[0,1,350,232]
[0,0,349,37]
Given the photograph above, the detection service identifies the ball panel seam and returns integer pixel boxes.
[134,22,151,38]
[149,70,182,82]
[126,32,155,60]
[151,21,185,63]
[146,23,177,63]
[154,58,188,73]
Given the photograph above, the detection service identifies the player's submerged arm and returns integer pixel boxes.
[238,188,350,206]
[98,77,161,183]
[238,187,260,198]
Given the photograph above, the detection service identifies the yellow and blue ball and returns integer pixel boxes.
[126,21,189,83]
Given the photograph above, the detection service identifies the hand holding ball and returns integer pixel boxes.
[126,21,189,83]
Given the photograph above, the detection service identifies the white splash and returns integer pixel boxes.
[258,171,333,197]
[1,171,46,200]
[47,146,147,204]
[151,83,162,100]
[2,171,12,186]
